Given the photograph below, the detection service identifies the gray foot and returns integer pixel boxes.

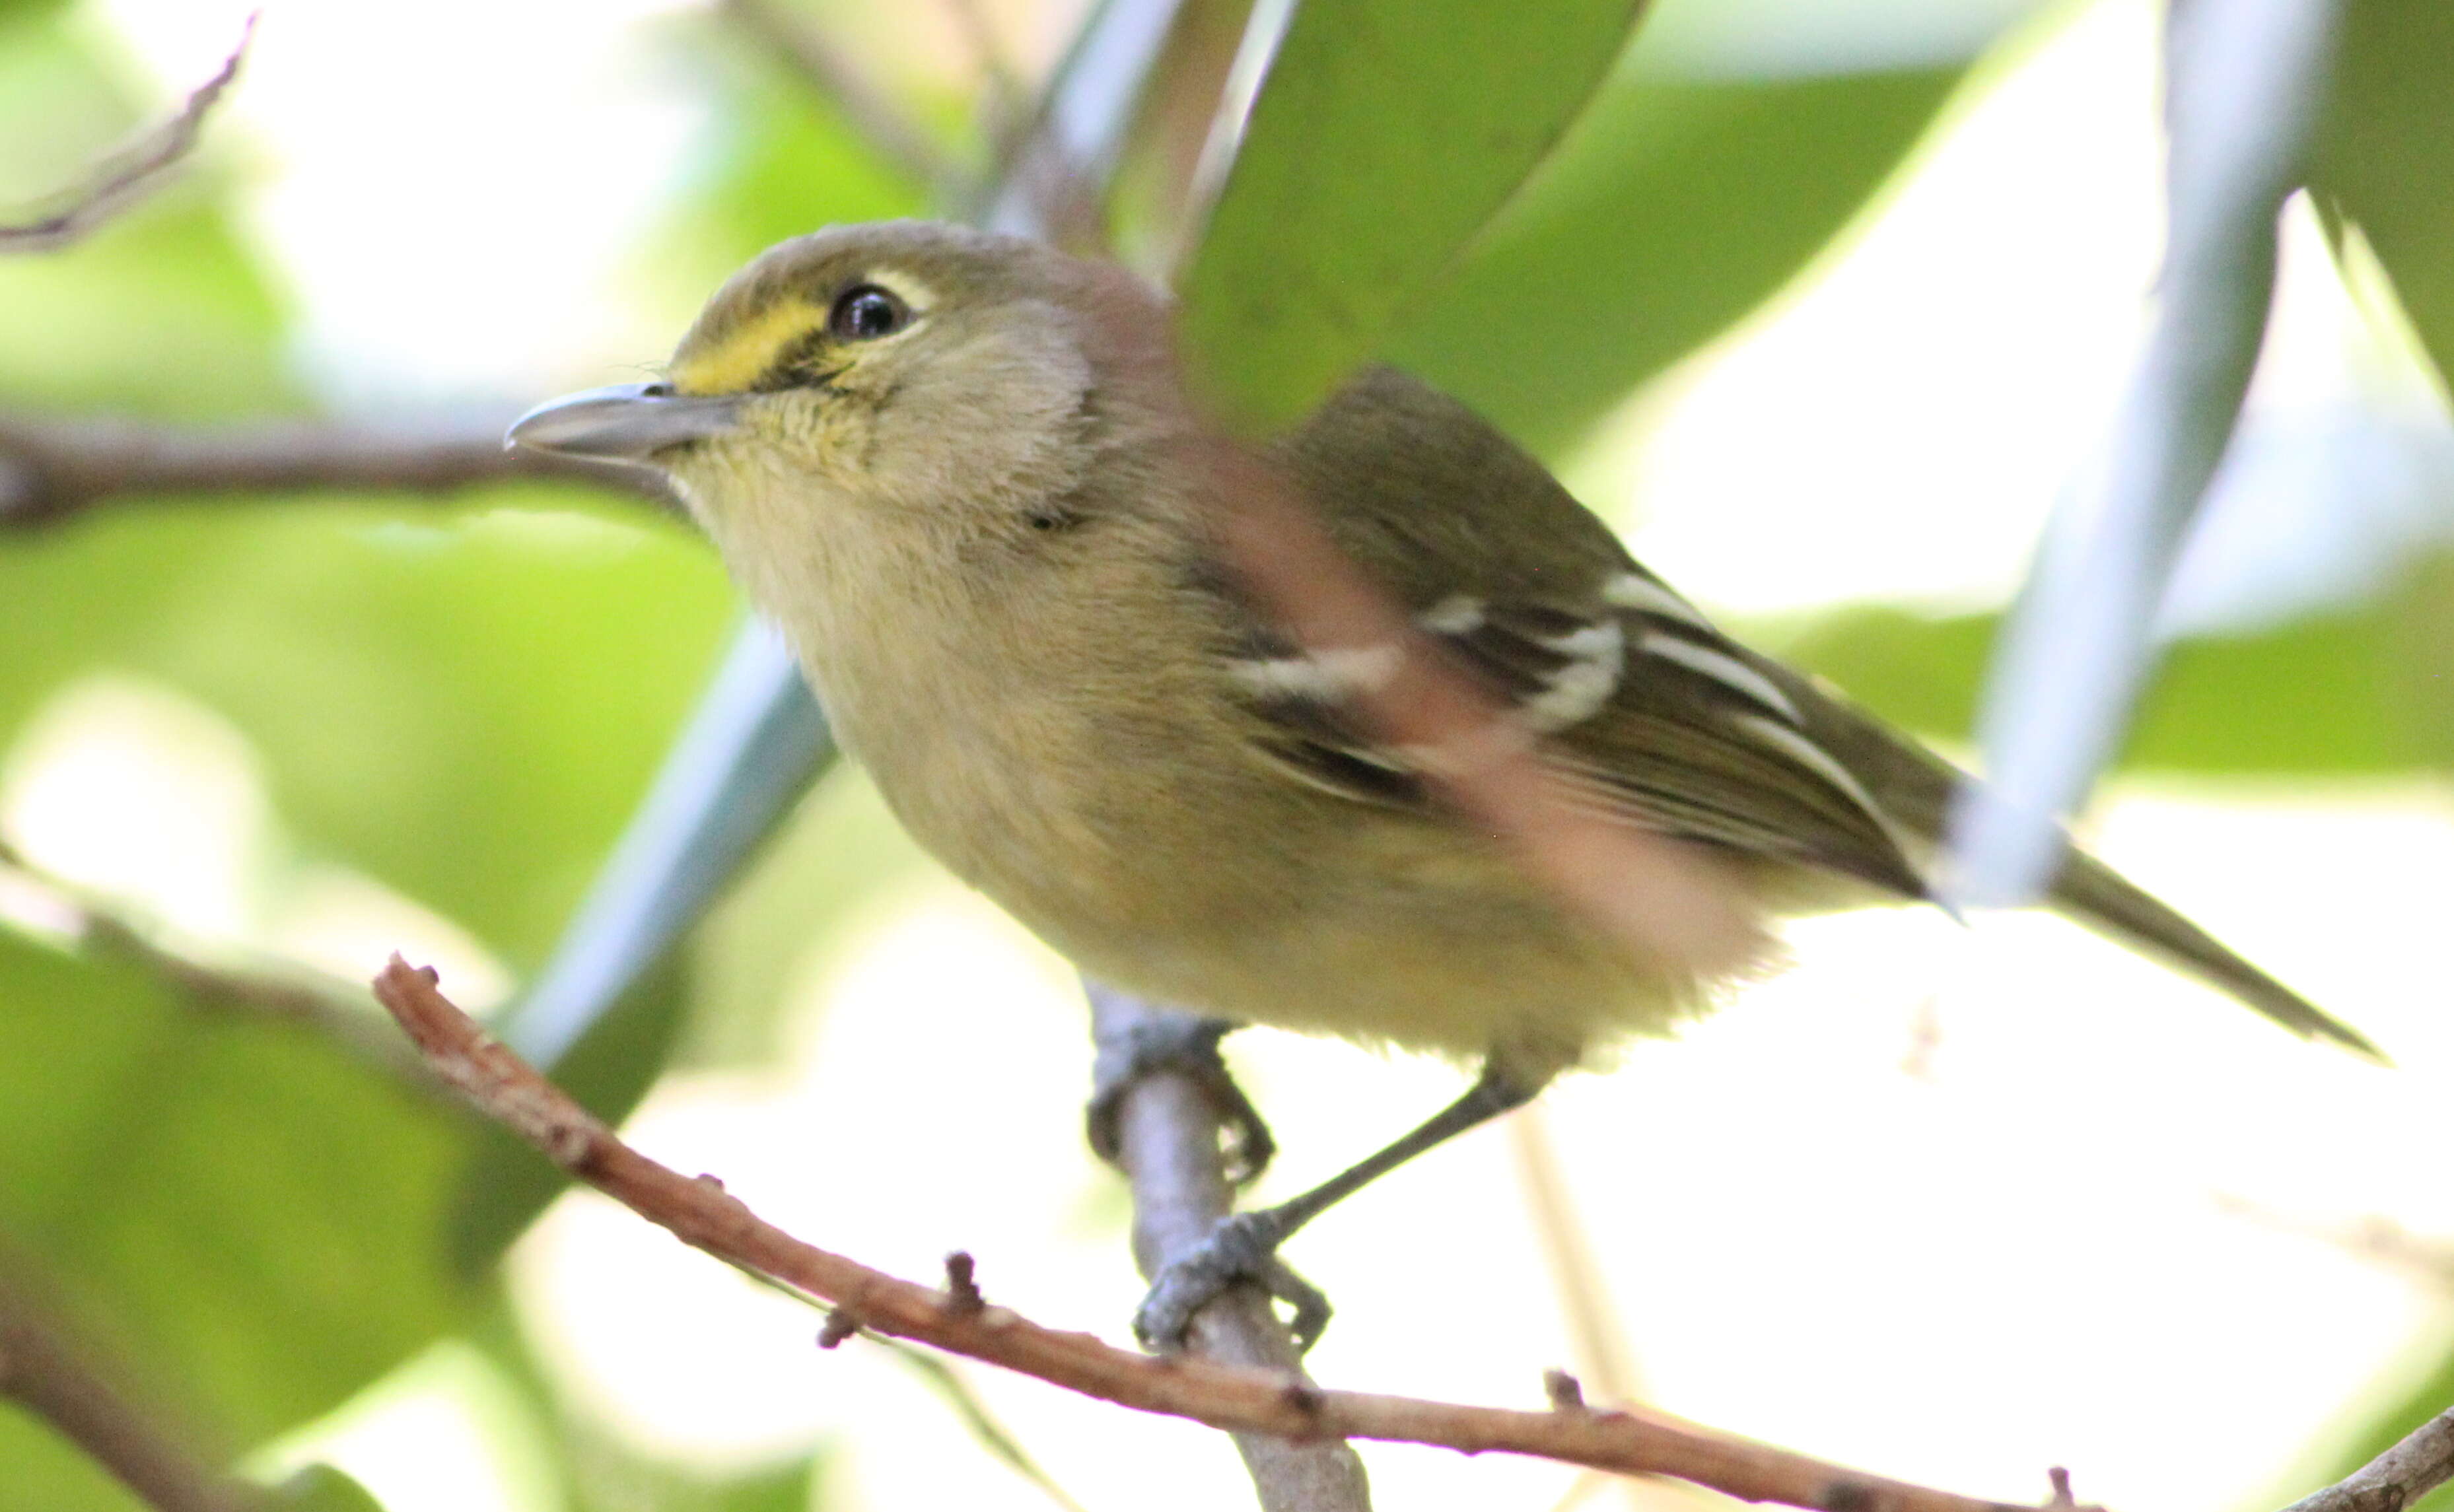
[1133,1209,1331,1354]
[1087,1014,1275,1185]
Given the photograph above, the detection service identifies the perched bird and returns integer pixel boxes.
[509,220,2375,1350]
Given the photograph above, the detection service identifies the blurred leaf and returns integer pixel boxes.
[451,631,849,1264]
[2388,534,2454,769]
[0,498,738,969]
[447,951,690,1276]
[697,1460,816,1512]
[2144,614,2404,774]
[1393,64,1960,458]
[0,11,129,197]
[682,763,929,1069]
[2313,0,2454,394]
[0,0,73,29]
[1771,594,2420,776]
[645,17,930,322]
[274,1464,388,1512]
[1769,605,1992,746]
[0,184,289,417]
[1177,0,1646,430]
[0,932,473,1447]
[499,625,835,1077]
[0,1410,149,1512]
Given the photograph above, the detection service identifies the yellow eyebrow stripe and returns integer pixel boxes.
[671,300,825,395]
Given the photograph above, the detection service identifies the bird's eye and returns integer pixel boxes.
[827,284,909,342]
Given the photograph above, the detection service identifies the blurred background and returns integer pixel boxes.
[3,0,2452,1509]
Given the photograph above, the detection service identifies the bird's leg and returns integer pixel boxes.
[1133,1058,1549,1353]
[1087,1003,1276,1186]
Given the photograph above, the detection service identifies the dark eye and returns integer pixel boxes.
[827,284,909,342]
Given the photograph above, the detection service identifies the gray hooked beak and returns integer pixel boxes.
[505,382,746,462]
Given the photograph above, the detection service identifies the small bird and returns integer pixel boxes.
[510,220,2375,1350]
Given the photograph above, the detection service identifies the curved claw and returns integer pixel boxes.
[1133,1211,1331,1353]
[1257,1257,1333,1352]
[1088,1015,1276,1185]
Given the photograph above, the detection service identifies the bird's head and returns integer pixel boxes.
[508,221,1175,538]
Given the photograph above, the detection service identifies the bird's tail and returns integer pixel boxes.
[1766,672,2381,1058]
[2047,847,2381,1058]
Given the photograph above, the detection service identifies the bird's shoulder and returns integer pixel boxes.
[1272,366,1633,605]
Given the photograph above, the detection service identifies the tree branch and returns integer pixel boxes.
[0,1279,260,1512]
[1090,986,1374,1511]
[372,955,2076,1512]
[0,14,257,254]
[2280,1408,2454,1512]
[0,411,670,531]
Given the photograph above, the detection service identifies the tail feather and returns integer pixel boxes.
[1765,666,2381,1059]
[2047,848,2382,1060]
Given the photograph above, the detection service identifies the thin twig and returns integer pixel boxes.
[2213,1197,2454,1293]
[0,14,258,254]
[941,0,1032,150]
[942,0,1028,102]
[1512,1108,1640,1412]
[1090,986,1374,1511]
[0,1280,260,1512]
[2278,1408,2454,1512]
[371,956,2080,1512]
[1515,1109,1725,1512]
[717,0,959,190]
[0,411,670,531]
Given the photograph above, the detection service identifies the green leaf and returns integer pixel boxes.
[683,762,929,1070]
[0,10,129,199]
[1177,0,1648,431]
[0,195,292,414]
[697,1460,816,1512]
[2312,0,2454,394]
[0,1410,149,1512]
[0,0,72,28]
[0,932,473,1447]
[2387,537,2454,769]
[273,1464,389,1512]
[1770,594,2422,776]
[0,498,738,970]
[645,17,930,321]
[1392,65,1960,457]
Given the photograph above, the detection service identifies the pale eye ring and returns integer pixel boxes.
[827,284,909,341]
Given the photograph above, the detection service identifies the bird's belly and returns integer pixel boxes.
[967,796,1708,1074]
[816,646,1716,1074]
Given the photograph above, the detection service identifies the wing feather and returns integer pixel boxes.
[1210,571,1929,899]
